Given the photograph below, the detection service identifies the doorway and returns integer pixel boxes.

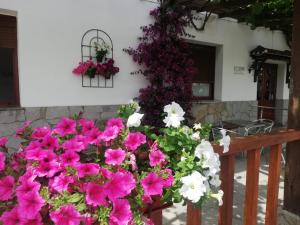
[257,63,278,120]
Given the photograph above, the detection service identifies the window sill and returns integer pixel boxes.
[191,99,221,104]
[0,106,24,111]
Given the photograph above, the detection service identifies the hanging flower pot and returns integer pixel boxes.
[96,49,108,62]
[85,67,97,78]
[94,42,110,62]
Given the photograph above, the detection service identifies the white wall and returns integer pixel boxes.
[0,0,154,107]
[0,0,290,106]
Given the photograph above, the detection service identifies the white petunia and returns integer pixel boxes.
[179,171,207,203]
[163,102,185,128]
[127,113,144,127]
[195,140,220,177]
[129,99,141,112]
[191,132,200,141]
[211,190,224,206]
[219,129,231,153]
[193,123,202,130]
[210,174,221,188]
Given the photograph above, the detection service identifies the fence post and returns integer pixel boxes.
[187,201,201,225]
[265,144,282,225]
[219,154,235,225]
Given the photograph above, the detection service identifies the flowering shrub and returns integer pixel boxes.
[125,3,198,127]
[0,101,229,225]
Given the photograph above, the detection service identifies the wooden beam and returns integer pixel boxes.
[284,0,300,217]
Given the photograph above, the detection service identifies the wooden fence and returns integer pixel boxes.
[150,129,300,225]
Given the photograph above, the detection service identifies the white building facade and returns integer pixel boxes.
[0,0,290,148]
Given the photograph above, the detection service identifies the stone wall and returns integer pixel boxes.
[191,101,258,125]
[0,105,119,150]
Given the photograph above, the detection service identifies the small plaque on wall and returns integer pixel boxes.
[234,66,246,75]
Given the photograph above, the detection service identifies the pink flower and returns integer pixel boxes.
[16,180,41,198]
[16,121,31,136]
[149,150,165,167]
[25,140,41,151]
[109,199,132,225]
[51,173,74,193]
[99,167,113,179]
[141,172,163,196]
[106,118,124,130]
[0,152,6,171]
[62,139,85,152]
[73,135,89,148]
[162,169,174,188]
[105,148,126,166]
[85,182,107,207]
[59,151,80,167]
[12,152,25,172]
[124,132,146,151]
[76,163,100,178]
[106,171,136,200]
[19,169,37,183]
[20,213,43,225]
[50,204,81,225]
[25,148,47,161]
[0,137,8,147]
[85,128,102,145]
[142,195,153,204]
[35,161,60,178]
[0,207,21,225]
[129,153,138,171]
[40,150,57,163]
[101,126,120,142]
[54,117,77,136]
[41,135,60,150]
[32,127,51,139]
[18,193,45,219]
[81,215,95,225]
[79,119,95,134]
[0,176,14,201]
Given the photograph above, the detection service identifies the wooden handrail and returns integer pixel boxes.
[151,130,300,225]
[186,129,300,225]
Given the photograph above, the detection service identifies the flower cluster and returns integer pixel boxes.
[0,111,172,225]
[0,101,228,225]
[73,41,119,79]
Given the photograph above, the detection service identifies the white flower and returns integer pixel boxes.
[179,171,207,203]
[191,132,200,140]
[193,123,202,130]
[210,175,221,188]
[129,99,141,112]
[211,190,224,206]
[127,113,144,127]
[219,129,230,153]
[195,140,220,177]
[163,102,185,128]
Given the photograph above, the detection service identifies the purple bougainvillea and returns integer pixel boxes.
[125,4,198,127]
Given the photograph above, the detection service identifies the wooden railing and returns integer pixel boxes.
[151,129,300,225]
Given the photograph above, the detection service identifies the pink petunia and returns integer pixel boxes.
[50,204,81,225]
[85,128,102,145]
[105,171,136,200]
[0,152,6,171]
[18,193,45,219]
[32,127,51,139]
[11,152,25,172]
[16,121,31,136]
[24,140,41,151]
[129,153,138,171]
[20,213,43,225]
[0,176,15,201]
[16,180,41,199]
[141,172,164,196]
[149,150,166,167]
[142,195,153,204]
[51,173,74,193]
[62,139,85,152]
[109,199,132,225]
[35,161,60,178]
[0,137,8,147]
[0,207,21,225]
[106,118,124,130]
[105,148,126,166]
[18,169,37,183]
[101,126,120,142]
[25,148,47,161]
[162,169,174,188]
[41,135,60,150]
[124,132,146,151]
[73,135,89,148]
[54,117,77,137]
[76,163,100,178]
[79,118,95,134]
[85,182,107,207]
[81,215,96,225]
[59,151,80,167]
